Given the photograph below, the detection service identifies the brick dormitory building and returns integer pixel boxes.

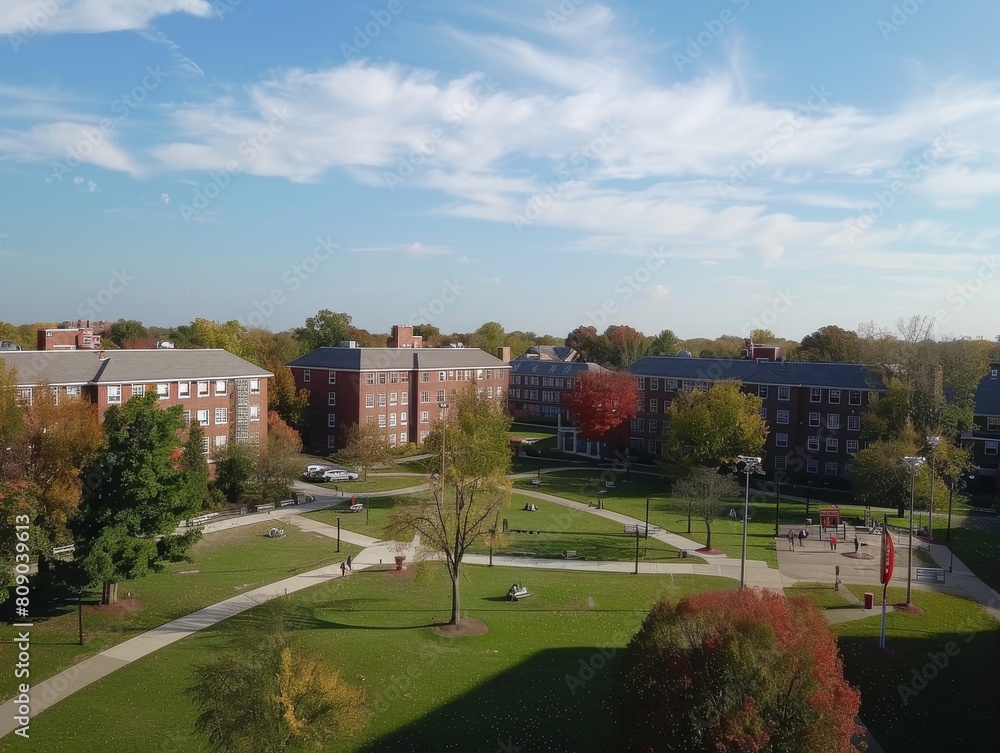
[1,348,272,454]
[287,326,510,451]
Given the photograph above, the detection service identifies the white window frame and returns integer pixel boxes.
[365,373,375,386]
[849,390,862,406]
[848,415,861,432]
[829,389,841,404]
[215,407,228,425]
[214,434,228,449]
[758,385,768,398]
[197,381,210,397]
[156,383,170,398]
[378,414,387,428]
[774,456,787,470]
[827,414,841,429]
[776,409,789,425]
[400,413,407,425]
[637,377,646,390]
[984,440,998,455]
[328,392,336,406]
[825,461,838,476]
[810,388,822,403]
[328,371,337,384]
[807,459,819,474]
[131,384,145,398]
[826,437,839,452]
[303,369,311,383]
[365,394,375,408]
[178,382,191,398]
[809,412,820,427]
[249,379,260,396]
[249,405,260,421]
[775,433,788,448]
[107,385,121,404]
[389,392,398,406]
[777,386,790,401]
[66,385,82,397]
[847,440,859,453]
[328,413,336,428]
[197,409,210,426]
[389,413,397,428]
[421,411,429,423]
[378,393,386,408]
[988,417,1000,431]
[808,436,820,452]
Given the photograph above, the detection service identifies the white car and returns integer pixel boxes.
[320,469,360,482]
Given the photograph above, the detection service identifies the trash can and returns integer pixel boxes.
[863,592,874,609]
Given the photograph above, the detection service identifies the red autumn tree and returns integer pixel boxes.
[561,371,640,449]
[613,589,864,753]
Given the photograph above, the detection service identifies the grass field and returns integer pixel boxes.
[2,566,735,753]
[304,494,432,540]
[0,523,362,699]
[311,475,429,494]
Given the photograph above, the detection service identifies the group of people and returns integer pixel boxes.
[786,528,861,553]
[339,555,353,576]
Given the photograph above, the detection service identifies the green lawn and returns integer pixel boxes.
[4,565,736,753]
[833,586,1000,752]
[311,474,429,494]
[304,494,432,540]
[0,523,362,699]
[785,582,855,610]
[466,493,680,561]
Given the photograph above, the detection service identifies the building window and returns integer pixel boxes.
[759,407,767,420]
[400,413,407,425]
[202,436,210,455]
[303,369,311,383]
[649,419,658,435]
[389,433,397,447]
[775,433,788,448]
[250,405,260,421]
[249,379,260,395]
[848,415,861,431]
[650,378,659,391]
[66,385,81,397]
[807,459,819,474]
[156,383,170,398]
[778,386,790,401]
[328,392,336,406]
[400,432,407,444]
[637,377,646,390]
[328,413,336,428]
[987,417,1000,431]
[50,387,59,406]
[378,393,386,408]
[132,384,145,398]
[436,389,446,403]
[809,412,820,427]
[421,372,430,382]
[849,390,862,406]
[666,379,678,389]
[775,456,787,470]
[197,409,210,426]
[197,381,209,397]
[178,382,191,398]
[328,435,337,449]
[401,392,408,405]
[389,392,398,406]
[389,414,397,428]
[829,389,841,404]
[497,385,503,398]
[648,439,657,454]
[421,391,429,403]
[378,414,387,428]
[825,461,838,476]
[183,410,191,425]
[420,430,429,441]
[808,436,820,451]
[439,371,447,381]
[810,388,822,403]
[107,385,121,404]
[379,373,387,385]
[328,371,336,384]
[365,373,375,386]
[826,437,839,452]
[649,399,658,414]
[214,435,227,449]
[215,408,228,425]
[985,441,998,455]
[758,385,768,398]
[827,414,840,430]
[421,411,429,423]
[847,440,859,453]
[365,394,375,408]
[776,410,789,424]
[390,372,398,384]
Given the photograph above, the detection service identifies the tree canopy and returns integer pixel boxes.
[672,467,739,550]
[293,309,352,353]
[665,381,767,470]
[561,371,639,445]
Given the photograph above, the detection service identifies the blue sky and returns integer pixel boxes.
[2,0,1000,342]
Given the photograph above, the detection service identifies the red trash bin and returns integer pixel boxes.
[863,592,874,609]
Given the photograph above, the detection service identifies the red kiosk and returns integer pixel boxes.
[818,508,840,530]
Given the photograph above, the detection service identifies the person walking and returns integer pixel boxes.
[787,529,795,551]
[340,561,347,577]
[346,555,353,570]
[853,535,860,553]
[798,529,806,547]
[830,534,837,551]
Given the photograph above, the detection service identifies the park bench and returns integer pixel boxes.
[507,583,531,602]
[564,550,583,560]
[278,498,298,507]
[915,567,946,584]
[189,512,220,526]
[530,478,542,486]
[623,524,663,537]
[51,544,75,556]
[254,503,275,513]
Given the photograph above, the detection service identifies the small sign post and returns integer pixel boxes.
[879,514,894,649]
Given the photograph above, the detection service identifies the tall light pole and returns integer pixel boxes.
[926,436,940,543]
[737,455,764,590]
[902,455,926,605]
[438,402,450,487]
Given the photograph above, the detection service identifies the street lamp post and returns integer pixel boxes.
[774,479,781,537]
[737,455,764,590]
[902,455,926,605]
[926,436,940,543]
[438,401,450,491]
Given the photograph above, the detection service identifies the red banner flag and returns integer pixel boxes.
[880,528,895,585]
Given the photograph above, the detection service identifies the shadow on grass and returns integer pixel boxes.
[360,646,619,752]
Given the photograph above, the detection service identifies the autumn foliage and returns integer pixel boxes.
[561,371,640,443]
[614,589,864,753]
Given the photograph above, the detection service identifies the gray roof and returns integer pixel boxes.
[288,347,511,371]
[519,345,579,362]
[627,356,883,390]
[1,349,271,386]
[510,360,607,376]
[974,369,1000,417]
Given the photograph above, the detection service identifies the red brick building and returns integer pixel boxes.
[37,327,103,350]
[1,349,271,455]
[288,343,510,451]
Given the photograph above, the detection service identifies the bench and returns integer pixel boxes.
[624,524,663,537]
[564,550,583,560]
[52,544,75,556]
[278,498,298,507]
[605,481,616,489]
[507,584,531,602]
[189,512,220,526]
[915,567,945,584]
[530,478,542,486]
[254,504,275,513]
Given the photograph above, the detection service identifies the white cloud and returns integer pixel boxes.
[0,0,214,35]
[160,192,170,205]
[455,255,478,264]
[480,277,501,284]
[0,121,142,177]
[350,242,452,258]
[649,284,669,299]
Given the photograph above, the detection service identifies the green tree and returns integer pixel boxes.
[212,442,256,504]
[187,610,365,753]
[798,324,862,362]
[665,381,767,470]
[613,589,862,753]
[0,360,22,452]
[293,310,352,353]
[107,318,149,348]
[388,387,511,626]
[336,422,392,481]
[470,321,506,356]
[246,413,302,506]
[70,393,201,604]
[0,481,46,606]
[180,423,213,512]
[672,467,739,550]
[648,328,679,357]
[603,324,650,367]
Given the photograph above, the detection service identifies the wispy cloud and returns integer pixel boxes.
[0,0,214,35]
[350,242,452,258]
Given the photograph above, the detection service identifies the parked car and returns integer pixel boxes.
[320,469,360,482]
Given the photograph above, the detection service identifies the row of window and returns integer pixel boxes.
[771,411,860,431]
[327,431,413,449]
[988,417,1000,431]
[107,379,260,404]
[184,405,260,425]
[510,375,573,388]
[635,377,869,406]
[773,457,841,475]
